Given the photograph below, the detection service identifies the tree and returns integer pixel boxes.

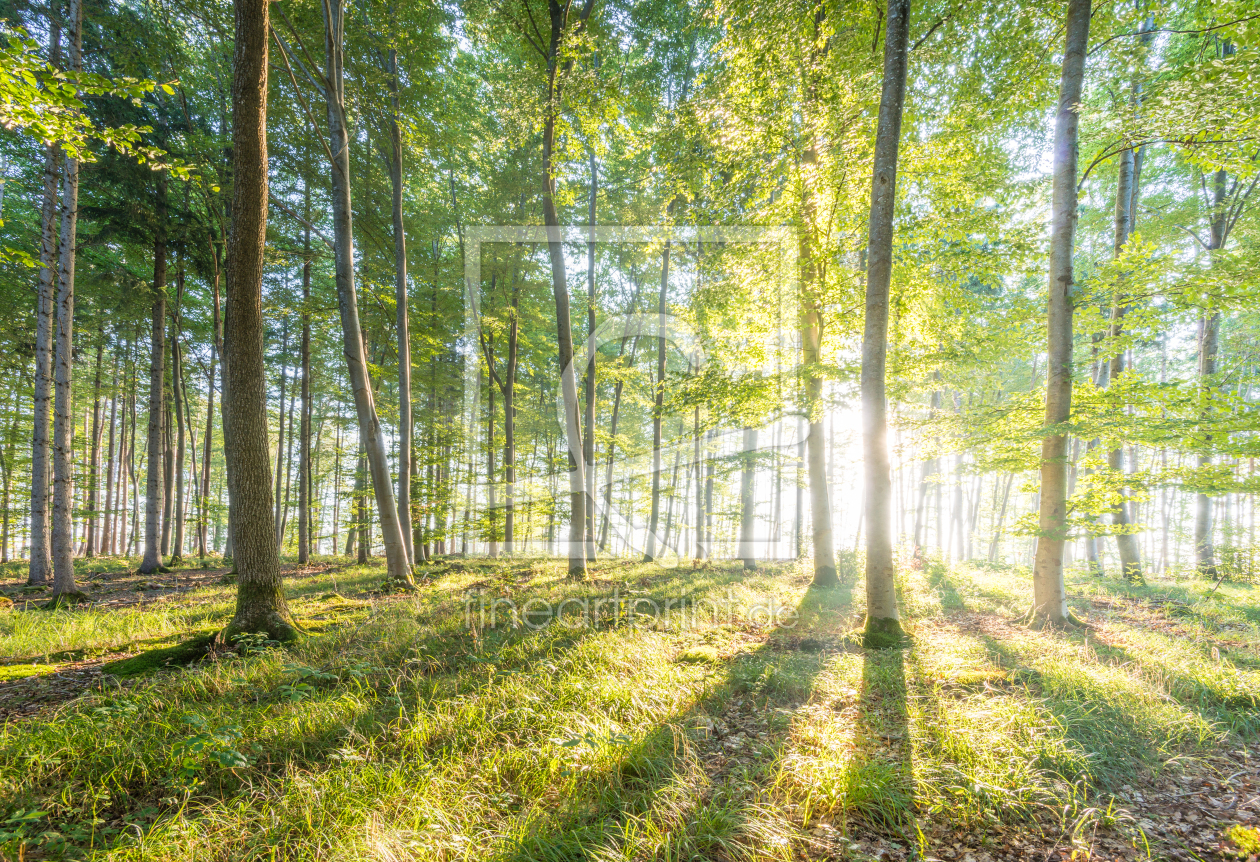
[222,0,296,642]
[1030,0,1091,629]
[860,0,911,646]
[49,0,84,604]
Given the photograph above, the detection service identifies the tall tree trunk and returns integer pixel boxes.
[200,231,222,562]
[28,10,60,586]
[222,0,296,640]
[356,444,368,563]
[800,6,836,588]
[584,152,597,561]
[739,427,757,570]
[280,376,296,545]
[504,278,519,554]
[322,0,413,586]
[171,324,188,563]
[1031,0,1090,628]
[860,0,910,643]
[103,360,118,555]
[85,334,104,557]
[1196,168,1229,576]
[298,194,312,565]
[1105,142,1143,583]
[693,407,704,561]
[273,320,289,545]
[140,180,168,578]
[50,0,83,602]
[542,0,596,579]
[386,49,414,567]
[644,239,670,562]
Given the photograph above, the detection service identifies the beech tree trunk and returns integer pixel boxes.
[1031,0,1090,628]
[222,0,296,640]
[739,427,757,570]
[171,325,187,562]
[139,175,167,576]
[584,153,597,561]
[860,0,910,644]
[800,6,837,588]
[1196,169,1228,576]
[85,336,103,557]
[28,11,59,587]
[299,197,312,565]
[322,0,413,586]
[644,239,670,562]
[1106,144,1142,582]
[542,0,595,578]
[50,0,83,602]
[386,49,415,566]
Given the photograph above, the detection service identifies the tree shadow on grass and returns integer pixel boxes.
[493,580,863,862]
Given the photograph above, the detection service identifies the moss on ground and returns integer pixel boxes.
[101,631,221,677]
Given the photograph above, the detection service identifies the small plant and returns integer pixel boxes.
[172,713,252,786]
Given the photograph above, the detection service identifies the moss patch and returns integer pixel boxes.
[101,631,221,677]
[0,664,57,682]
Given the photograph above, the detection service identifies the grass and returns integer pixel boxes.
[0,552,1254,859]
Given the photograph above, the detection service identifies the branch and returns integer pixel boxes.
[271,29,340,172]
[1089,14,1260,56]
[274,1,330,94]
[269,193,335,251]
[1079,136,1259,188]
[911,12,950,52]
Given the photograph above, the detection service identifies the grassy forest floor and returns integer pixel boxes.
[0,553,1256,861]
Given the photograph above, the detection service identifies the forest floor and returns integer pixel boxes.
[0,553,1256,861]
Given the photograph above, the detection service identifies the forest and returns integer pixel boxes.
[0,0,1257,857]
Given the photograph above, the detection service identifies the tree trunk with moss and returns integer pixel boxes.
[222,0,296,642]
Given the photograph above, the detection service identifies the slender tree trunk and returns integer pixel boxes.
[171,329,187,563]
[322,0,412,585]
[584,152,597,561]
[542,0,594,578]
[356,444,368,563]
[85,335,104,557]
[222,0,295,640]
[504,279,519,554]
[103,365,118,556]
[28,12,60,586]
[299,198,312,565]
[694,407,704,561]
[800,7,836,588]
[644,240,670,561]
[739,427,757,570]
[1196,169,1229,576]
[860,0,910,642]
[385,49,414,567]
[201,232,222,562]
[139,175,168,576]
[50,0,83,601]
[1031,0,1090,628]
[280,377,296,546]
[1106,143,1143,582]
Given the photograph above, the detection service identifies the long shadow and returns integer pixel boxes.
[493,575,863,861]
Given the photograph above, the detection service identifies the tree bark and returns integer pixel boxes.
[28,10,59,587]
[386,48,415,567]
[644,239,670,562]
[50,0,83,602]
[1196,169,1228,576]
[222,0,296,640]
[860,0,910,643]
[299,190,312,565]
[800,6,837,588]
[85,334,104,557]
[739,427,757,570]
[322,0,413,586]
[584,152,597,561]
[1105,144,1143,582]
[139,174,168,576]
[171,318,188,563]
[1031,0,1090,628]
[542,0,595,578]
